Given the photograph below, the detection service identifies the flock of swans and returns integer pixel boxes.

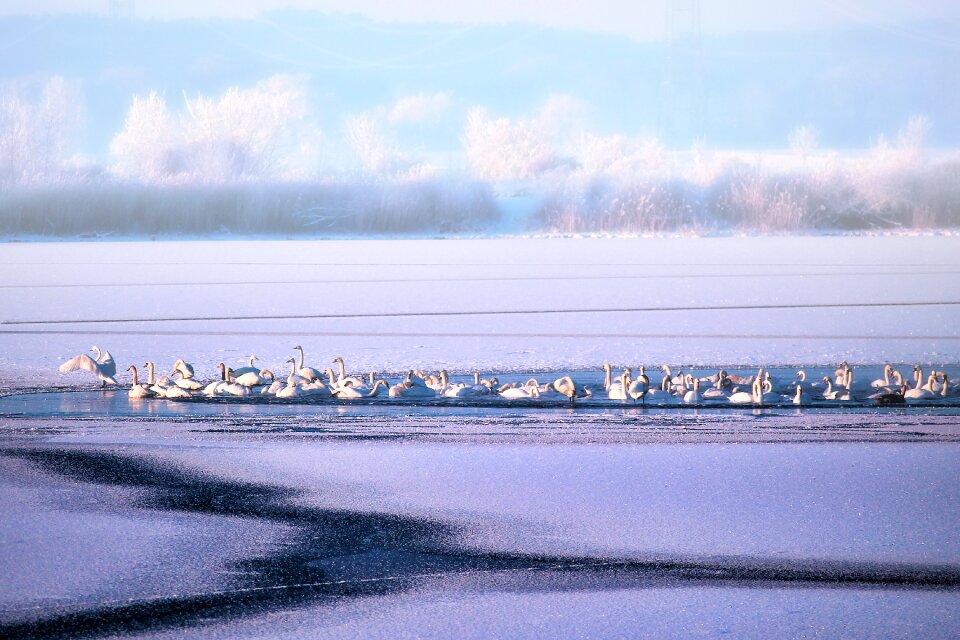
[58,346,957,406]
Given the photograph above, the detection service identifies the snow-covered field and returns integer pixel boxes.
[2,235,960,638]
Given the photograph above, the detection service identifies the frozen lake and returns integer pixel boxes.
[2,236,960,637]
[2,235,960,389]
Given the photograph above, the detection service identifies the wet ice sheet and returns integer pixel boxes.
[2,410,959,637]
[138,582,960,640]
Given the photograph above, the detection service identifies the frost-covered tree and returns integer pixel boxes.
[110,92,178,181]
[0,76,77,183]
[110,75,309,183]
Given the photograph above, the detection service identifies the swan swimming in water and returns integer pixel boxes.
[333,356,365,388]
[232,355,261,377]
[336,379,389,399]
[292,345,323,381]
[59,346,118,386]
[682,377,701,404]
[126,365,154,398]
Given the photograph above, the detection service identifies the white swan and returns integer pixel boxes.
[300,379,334,397]
[549,376,591,404]
[232,355,261,377]
[292,345,323,381]
[821,377,851,401]
[234,369,274,388]
[498,381,540,399]
[275,383,303,399]
[389,372,438,398]
[143,361,172,396]
[126,365,154,398]
[682,378,701,404]
[171,358,195,380]
[336,379,389,399]
[607,370,629,401]
[871,364,893,389]
[161,384,194,399]
[333,356,366,388]
[904,368,934,401]
[218,368,251,396]
[728,380,758,404]
[59,346,118,386]
[758,380,781,404]
[792,386,806,405]
[285,358,309,386]
[173,371,205,391]
[204,363,229,396]
[627,368,650,403]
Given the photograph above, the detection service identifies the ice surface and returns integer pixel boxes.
[2,235,960,637]
[2,236,959,391]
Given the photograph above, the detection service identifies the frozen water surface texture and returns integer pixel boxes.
[1,236,959,637]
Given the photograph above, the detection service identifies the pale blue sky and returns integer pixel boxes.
[8,0,960,42]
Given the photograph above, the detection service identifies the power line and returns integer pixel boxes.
[4,300,960,326]
[2,329,958,340]
[4,261,959,268]
[5,270,960,290]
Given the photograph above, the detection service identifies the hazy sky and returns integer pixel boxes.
[8,0,960,42]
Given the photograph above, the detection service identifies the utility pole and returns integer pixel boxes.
[661,0,706,147]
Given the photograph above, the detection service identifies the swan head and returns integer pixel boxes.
[333,356,344,364]
[286,358,295,364]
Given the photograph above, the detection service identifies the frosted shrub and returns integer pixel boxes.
[0,179,498,237]
[462,108,559,181]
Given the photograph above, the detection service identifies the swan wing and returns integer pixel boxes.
[59,354,99,374]
[98,351,117,377]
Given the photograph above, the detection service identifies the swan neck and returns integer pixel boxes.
[129,366,138,386]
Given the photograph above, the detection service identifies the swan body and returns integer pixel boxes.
[608,371,629,401]
[174,373,205,391]
[126,365,154,398]
[171,358,195,380]
[627,372,649,403]
[162,385,194,399]
[292,345,323,381]
[276,384,303,399]
[336,380,389,399]
[682,378,701,404]
[235,370,274,388]
[871,365,893,389]
[333,356,366,388]
[498,382,540,399]
[300,380,334,397]
[549,376,591,403]
[390,373,437,398]
[792,386,806,405]
[821,378,851,401]
[59,346,118,386]
[231,355,261,377]
[728,380,760,405]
